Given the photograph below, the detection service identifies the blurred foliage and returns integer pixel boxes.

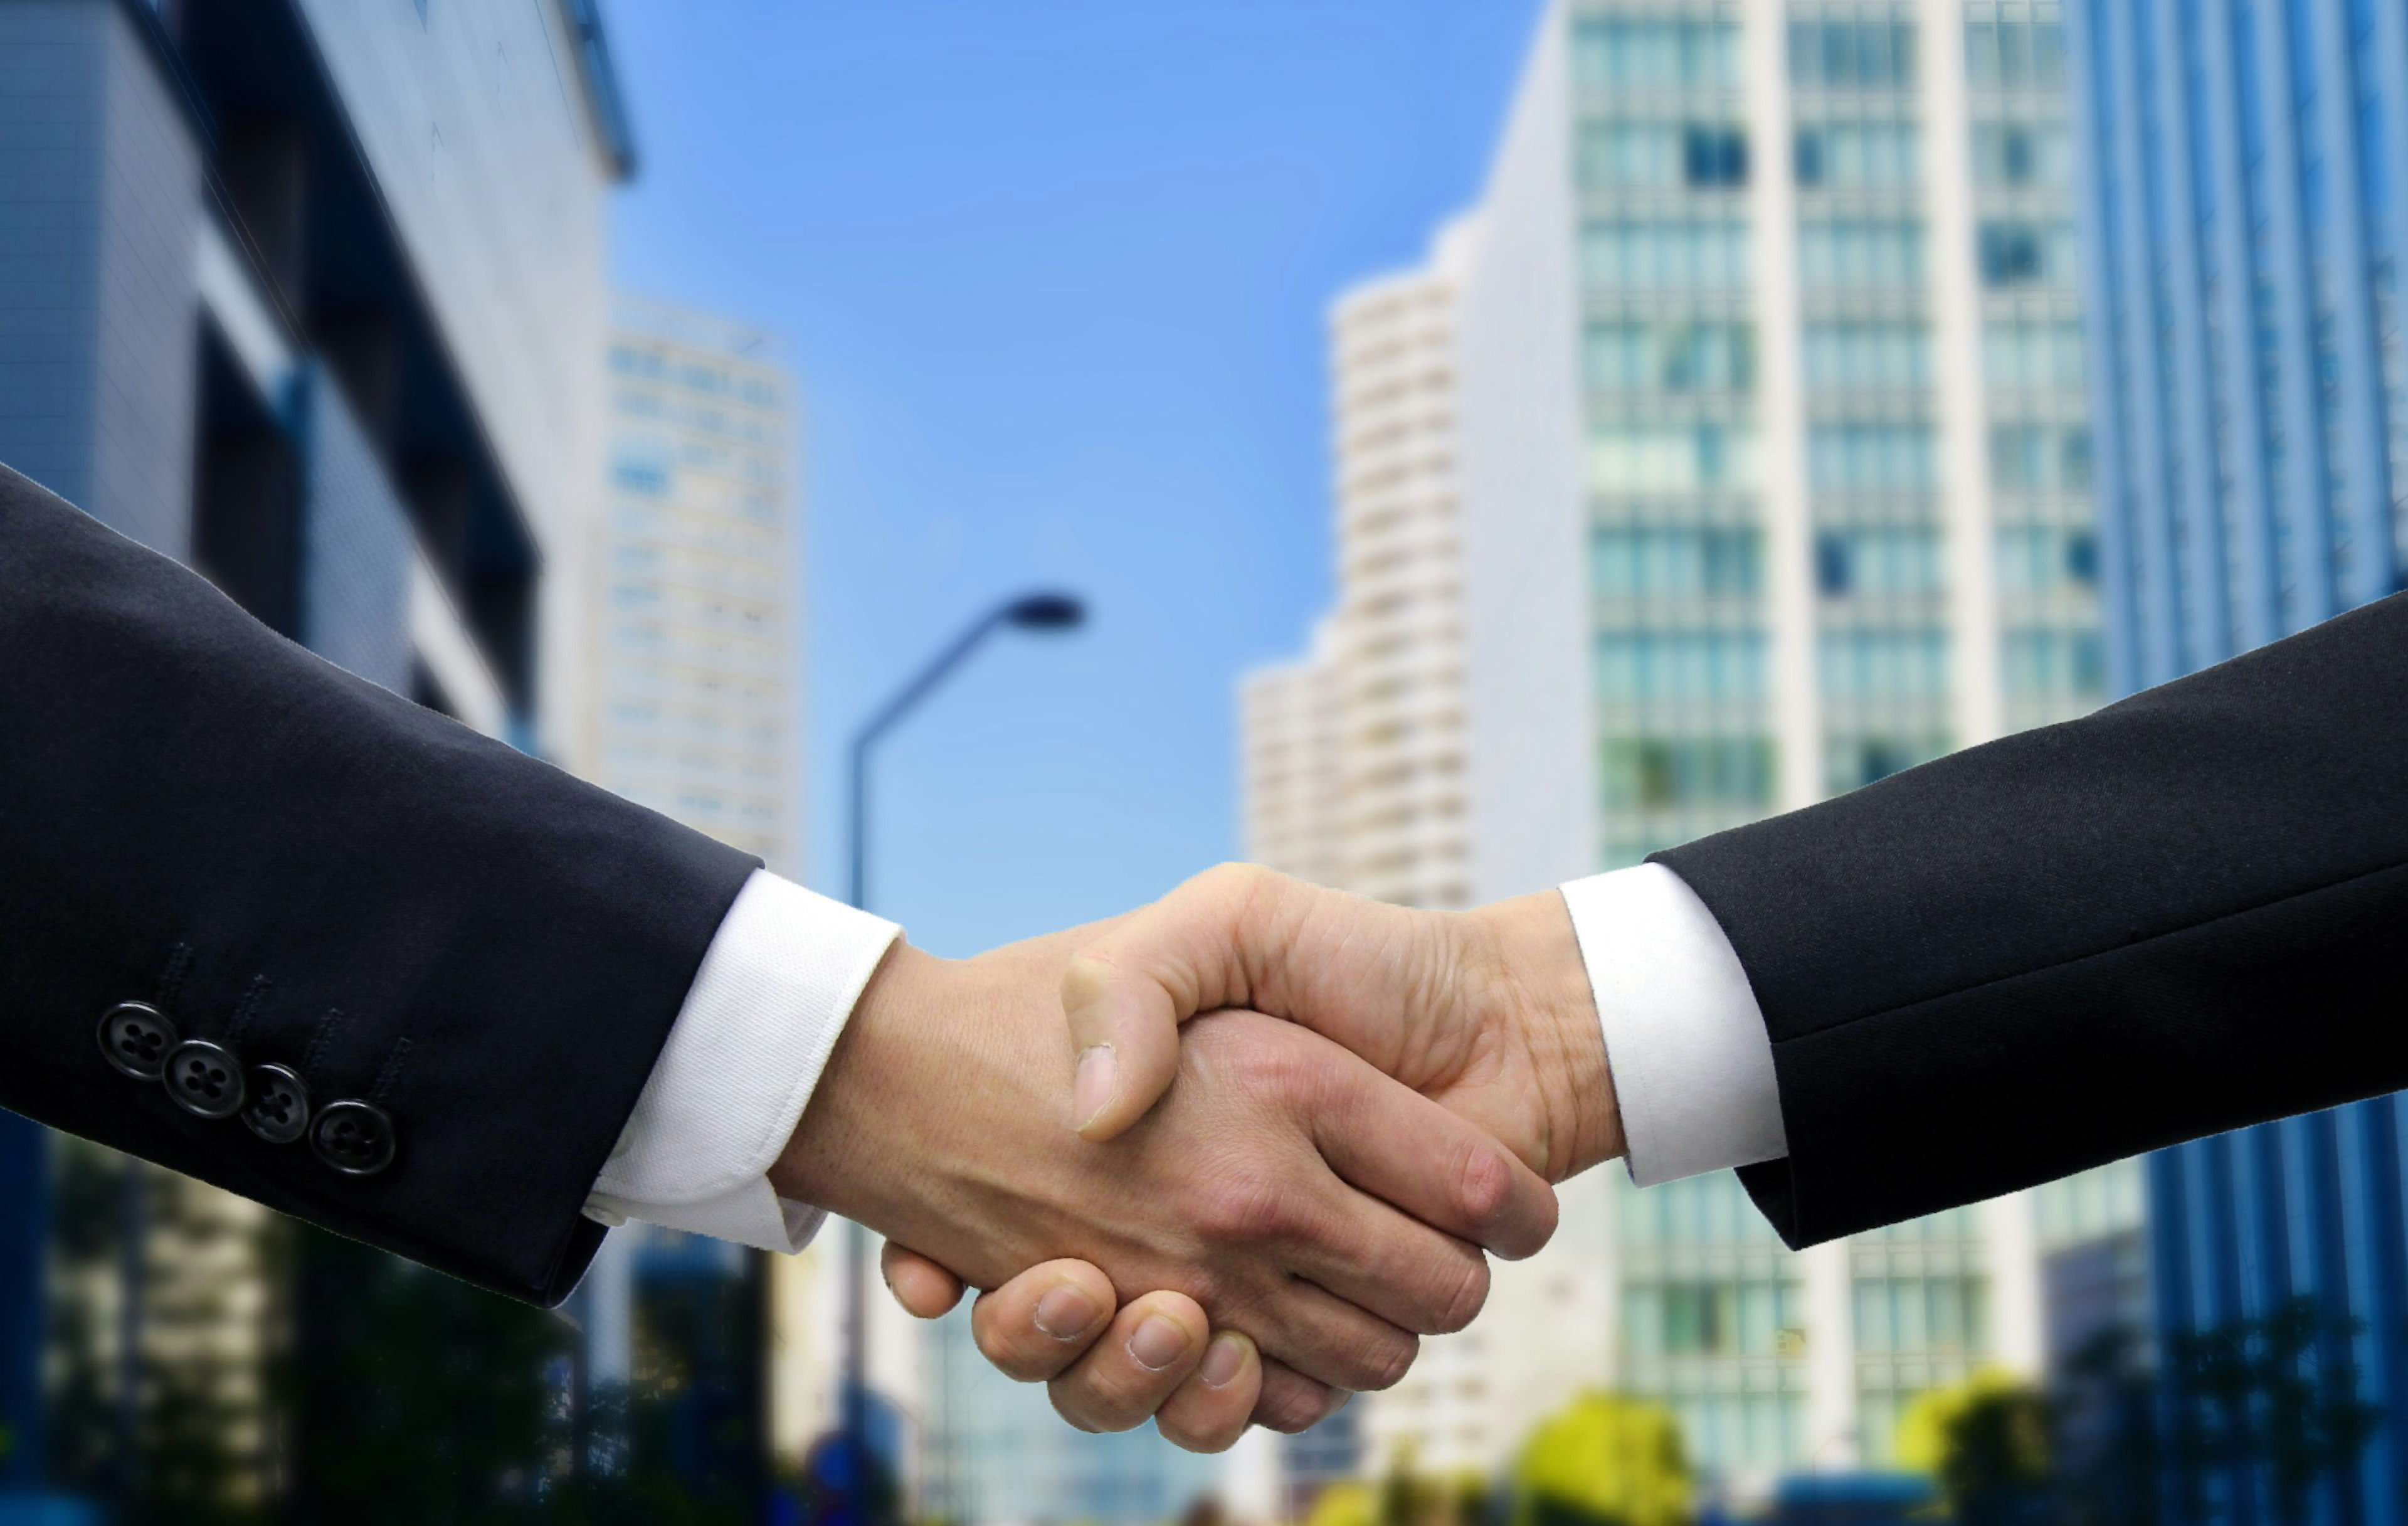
[2162,1296,2381,1525]
[1510,1391,1691,1526]
[1895,1370,2049,1526]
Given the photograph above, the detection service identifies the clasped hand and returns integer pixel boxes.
[777,864,1620,1451]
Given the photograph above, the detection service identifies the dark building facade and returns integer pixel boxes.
[0,0,634,1509]
[2067,0,2408,1517]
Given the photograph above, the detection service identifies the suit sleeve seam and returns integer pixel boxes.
[1763,852,2408,1047]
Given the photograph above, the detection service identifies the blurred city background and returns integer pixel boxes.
[0,0,2400,1521]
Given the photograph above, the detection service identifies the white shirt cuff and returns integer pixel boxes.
[1559,862,1787,1187]
[584,868,901,1253]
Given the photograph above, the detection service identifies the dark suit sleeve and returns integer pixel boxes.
[0,465,759,1305]
[1653,591,2408,1249]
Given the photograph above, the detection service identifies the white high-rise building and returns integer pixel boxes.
[601,299,802,873]
[1247,0,2129,1494]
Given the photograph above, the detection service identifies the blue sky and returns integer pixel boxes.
[609,0,1543,957]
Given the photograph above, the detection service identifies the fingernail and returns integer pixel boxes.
[1200,1333,1247,1389]
[1035,1285,1101,1341]
[1072,1044,1117,1130]
[1128,1314,1190,1371]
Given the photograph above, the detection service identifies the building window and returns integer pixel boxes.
[1573,16,1744,90]
[1809,424,1938,490]
[1601,736,1776,809]
[1965,10,2066,92]
[1683,125,1750,188]
[1794,122,1920,188]
[1788,18,1920,90]
[1587,322,1757,393]
[1800,220,1928,289]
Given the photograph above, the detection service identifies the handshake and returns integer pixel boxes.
[771,863,1620,1453]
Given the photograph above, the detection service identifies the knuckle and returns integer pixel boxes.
[1431,1254,1491,1336]
[1454,1143,1518,1238]
[1193,861,1271,903]
[1199,1172,1294,1243]
[1356,1328,1418,1392]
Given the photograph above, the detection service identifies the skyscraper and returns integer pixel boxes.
[2065,0,2408,1515]
[1246,0,2130,1491]
[1450,0,2116,1482]
[601,299,802,874]
[593,300,811,1493]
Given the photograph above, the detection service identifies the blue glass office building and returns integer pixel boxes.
[2067,0,2408,1515]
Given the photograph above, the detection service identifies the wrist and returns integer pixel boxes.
[1466,891,1623,1180]
[769,938,944,1220]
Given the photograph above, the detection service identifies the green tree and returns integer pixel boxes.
[1509,1392,1691,1526]
[1896,1370,2050,1526]
[2163,1296,2381,1525]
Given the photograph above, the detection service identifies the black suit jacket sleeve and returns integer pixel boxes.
[1653,591,2408,1250]
[0,465,760,1305]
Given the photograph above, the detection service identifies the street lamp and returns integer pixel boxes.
[837,590,1087,1470]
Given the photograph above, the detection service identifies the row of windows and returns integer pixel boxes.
[1588,423,1757,492]
[1590,525,2093,600]
[1788,18,1919,91]
[1602,734,1775,809]
[1817,526,1942,595]
[1853,1274,1990,1354]
[1990,423,2093,491]
[1585,118,2057,194]
[609,346,781,409]
[1996,525,2099,590]
[1586,320,1757,392]
[1625,1280,1805,1358]
[1810,423,1938,490]
[1805,321,1932,389]
[1972,122,2070,188]
[1963,10,2065,92]
[1983,318,2085,390]
[2002,627,2106,696]
[1795,120,1920,188]
[1617,1168,1785,1244]
[1592,525,1763,597]
[1596,630,1767,704]
[1800,219,1928,288]
[1977,220,2078,288]
[1820,628,1948,698]
[1582,219,1751,290]
[613,390,781,446]
[1571,16,1743,92]
[1826,731,1951,789]
[1579,122,1751,189]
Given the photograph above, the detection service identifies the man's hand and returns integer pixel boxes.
[1061,864,1620,1180]
[877,866,1622,1446]
[773,920,1558,1410]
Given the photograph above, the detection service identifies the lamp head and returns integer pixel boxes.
[1003,592,1087,632]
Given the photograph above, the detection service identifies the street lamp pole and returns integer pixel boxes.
[837,590,1086,1464]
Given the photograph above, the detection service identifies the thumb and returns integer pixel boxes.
[1060,863,1303,1141]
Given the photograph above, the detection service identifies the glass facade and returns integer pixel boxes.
[1561,0,2114,1483]
[603,305,799,873]
[1573,2,1774,871]
[2068,0,2408,1514]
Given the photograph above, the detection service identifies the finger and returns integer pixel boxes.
[1048,1291,1210,1434]
[1156,1331,1262,1453]
[1061,863,1329,1141]
[967,1260,1117,1382]
[1314,1052,1559,1261]
[880,1243,967,1319]
[1252,1359,1341,1434]
[1249,1276,1420,1394]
